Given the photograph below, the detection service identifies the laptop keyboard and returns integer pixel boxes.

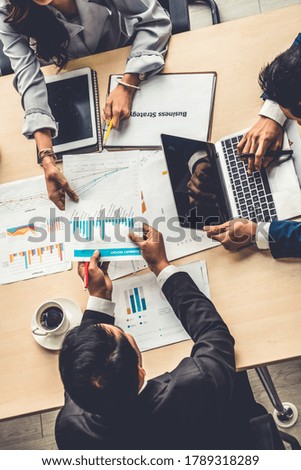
[221,136,278,222]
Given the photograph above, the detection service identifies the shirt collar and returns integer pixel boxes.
[138,379,148,394]
[47,0,111,52]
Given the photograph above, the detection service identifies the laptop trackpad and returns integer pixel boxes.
[267,157,300,191]
[267,158,301,219]
[285,120,301,187]
[272,189,301,219]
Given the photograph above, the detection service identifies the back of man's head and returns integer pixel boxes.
[259,45,301,118]
[59,323,140,415]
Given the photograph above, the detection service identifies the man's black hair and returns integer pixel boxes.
[259,45,301,118]
[59,323,139,415]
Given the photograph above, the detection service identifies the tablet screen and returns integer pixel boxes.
[46,69,97,153]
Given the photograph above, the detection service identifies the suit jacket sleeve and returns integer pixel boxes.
[162,272,235,404]
[80,309,115,326]
[269,220,301,258]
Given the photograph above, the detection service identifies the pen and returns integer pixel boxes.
[103,118,113,146]
[84,262,89,289]
[238,150,293,159]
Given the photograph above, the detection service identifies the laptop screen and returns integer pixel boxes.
[161,134,229,229]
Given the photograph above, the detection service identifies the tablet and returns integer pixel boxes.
[45,68,98,153]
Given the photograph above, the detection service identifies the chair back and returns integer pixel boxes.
[0,39,13,76]
[250,414,301,450]
[158,0,190,34]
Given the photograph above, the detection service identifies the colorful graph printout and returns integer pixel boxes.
[64,153,142,261]
[113,261,210,352]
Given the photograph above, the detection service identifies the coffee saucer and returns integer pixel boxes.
[31,298,82,351]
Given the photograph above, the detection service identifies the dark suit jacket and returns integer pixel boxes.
[269,220,301,258]
[55,272,265,450]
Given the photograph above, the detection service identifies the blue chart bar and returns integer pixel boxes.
[134,287,142,312]
[139,286,147,310]
[124,286,147,314]
[72,218,135,241]
[129,289,136,314]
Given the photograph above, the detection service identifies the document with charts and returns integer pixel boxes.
[112,261,210,352]
[105,72,216,148]
[0,176,70,284]
[63,153,143,262]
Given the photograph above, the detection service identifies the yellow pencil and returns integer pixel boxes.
[103,118,113,146]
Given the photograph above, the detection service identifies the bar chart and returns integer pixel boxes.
[8,243,65,269]
[0,243,70,284]
[71,217,135,241]
[113,262,209,351]
[124,286,147,315]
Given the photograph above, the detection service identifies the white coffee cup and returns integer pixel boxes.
[32,300,70,337]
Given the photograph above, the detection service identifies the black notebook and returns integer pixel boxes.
[38,67,102,163]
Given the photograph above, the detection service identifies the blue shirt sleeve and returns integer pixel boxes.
[269,220,301,258]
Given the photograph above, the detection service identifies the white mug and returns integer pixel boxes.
[32,300,70,337]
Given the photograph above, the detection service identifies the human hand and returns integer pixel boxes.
[78,251,112,300]
[42,158,78,210]
[237,116,284,174]
[102,85,135,129]
[129,224,169,276]
[102,74,140,128]
[203,219,257,252]
[187,159,216,206]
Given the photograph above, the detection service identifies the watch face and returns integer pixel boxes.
[139,73,146,81]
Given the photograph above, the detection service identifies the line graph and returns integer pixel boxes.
[0,175,54,217]
[70,166,129,196]
[0,192,49,215]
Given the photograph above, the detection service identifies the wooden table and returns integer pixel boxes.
[1,5,301,420]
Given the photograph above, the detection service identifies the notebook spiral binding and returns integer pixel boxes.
[91,69,103,150]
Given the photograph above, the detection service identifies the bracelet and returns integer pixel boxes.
[115,77,141,90]
[38,147,57,164]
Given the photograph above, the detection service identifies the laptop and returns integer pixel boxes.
[161,132,301,229]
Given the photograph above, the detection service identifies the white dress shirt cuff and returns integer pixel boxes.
[259,99,287,127]
[188,150,209,174]
[157,265,180,289]
[86,296,116,317]
[256,222,271,250]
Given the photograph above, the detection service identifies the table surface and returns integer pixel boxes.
[1,5,301,420]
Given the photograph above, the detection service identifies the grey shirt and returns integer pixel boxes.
[0,0,171,138]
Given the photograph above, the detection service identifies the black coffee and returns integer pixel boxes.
[40,306,63,330]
